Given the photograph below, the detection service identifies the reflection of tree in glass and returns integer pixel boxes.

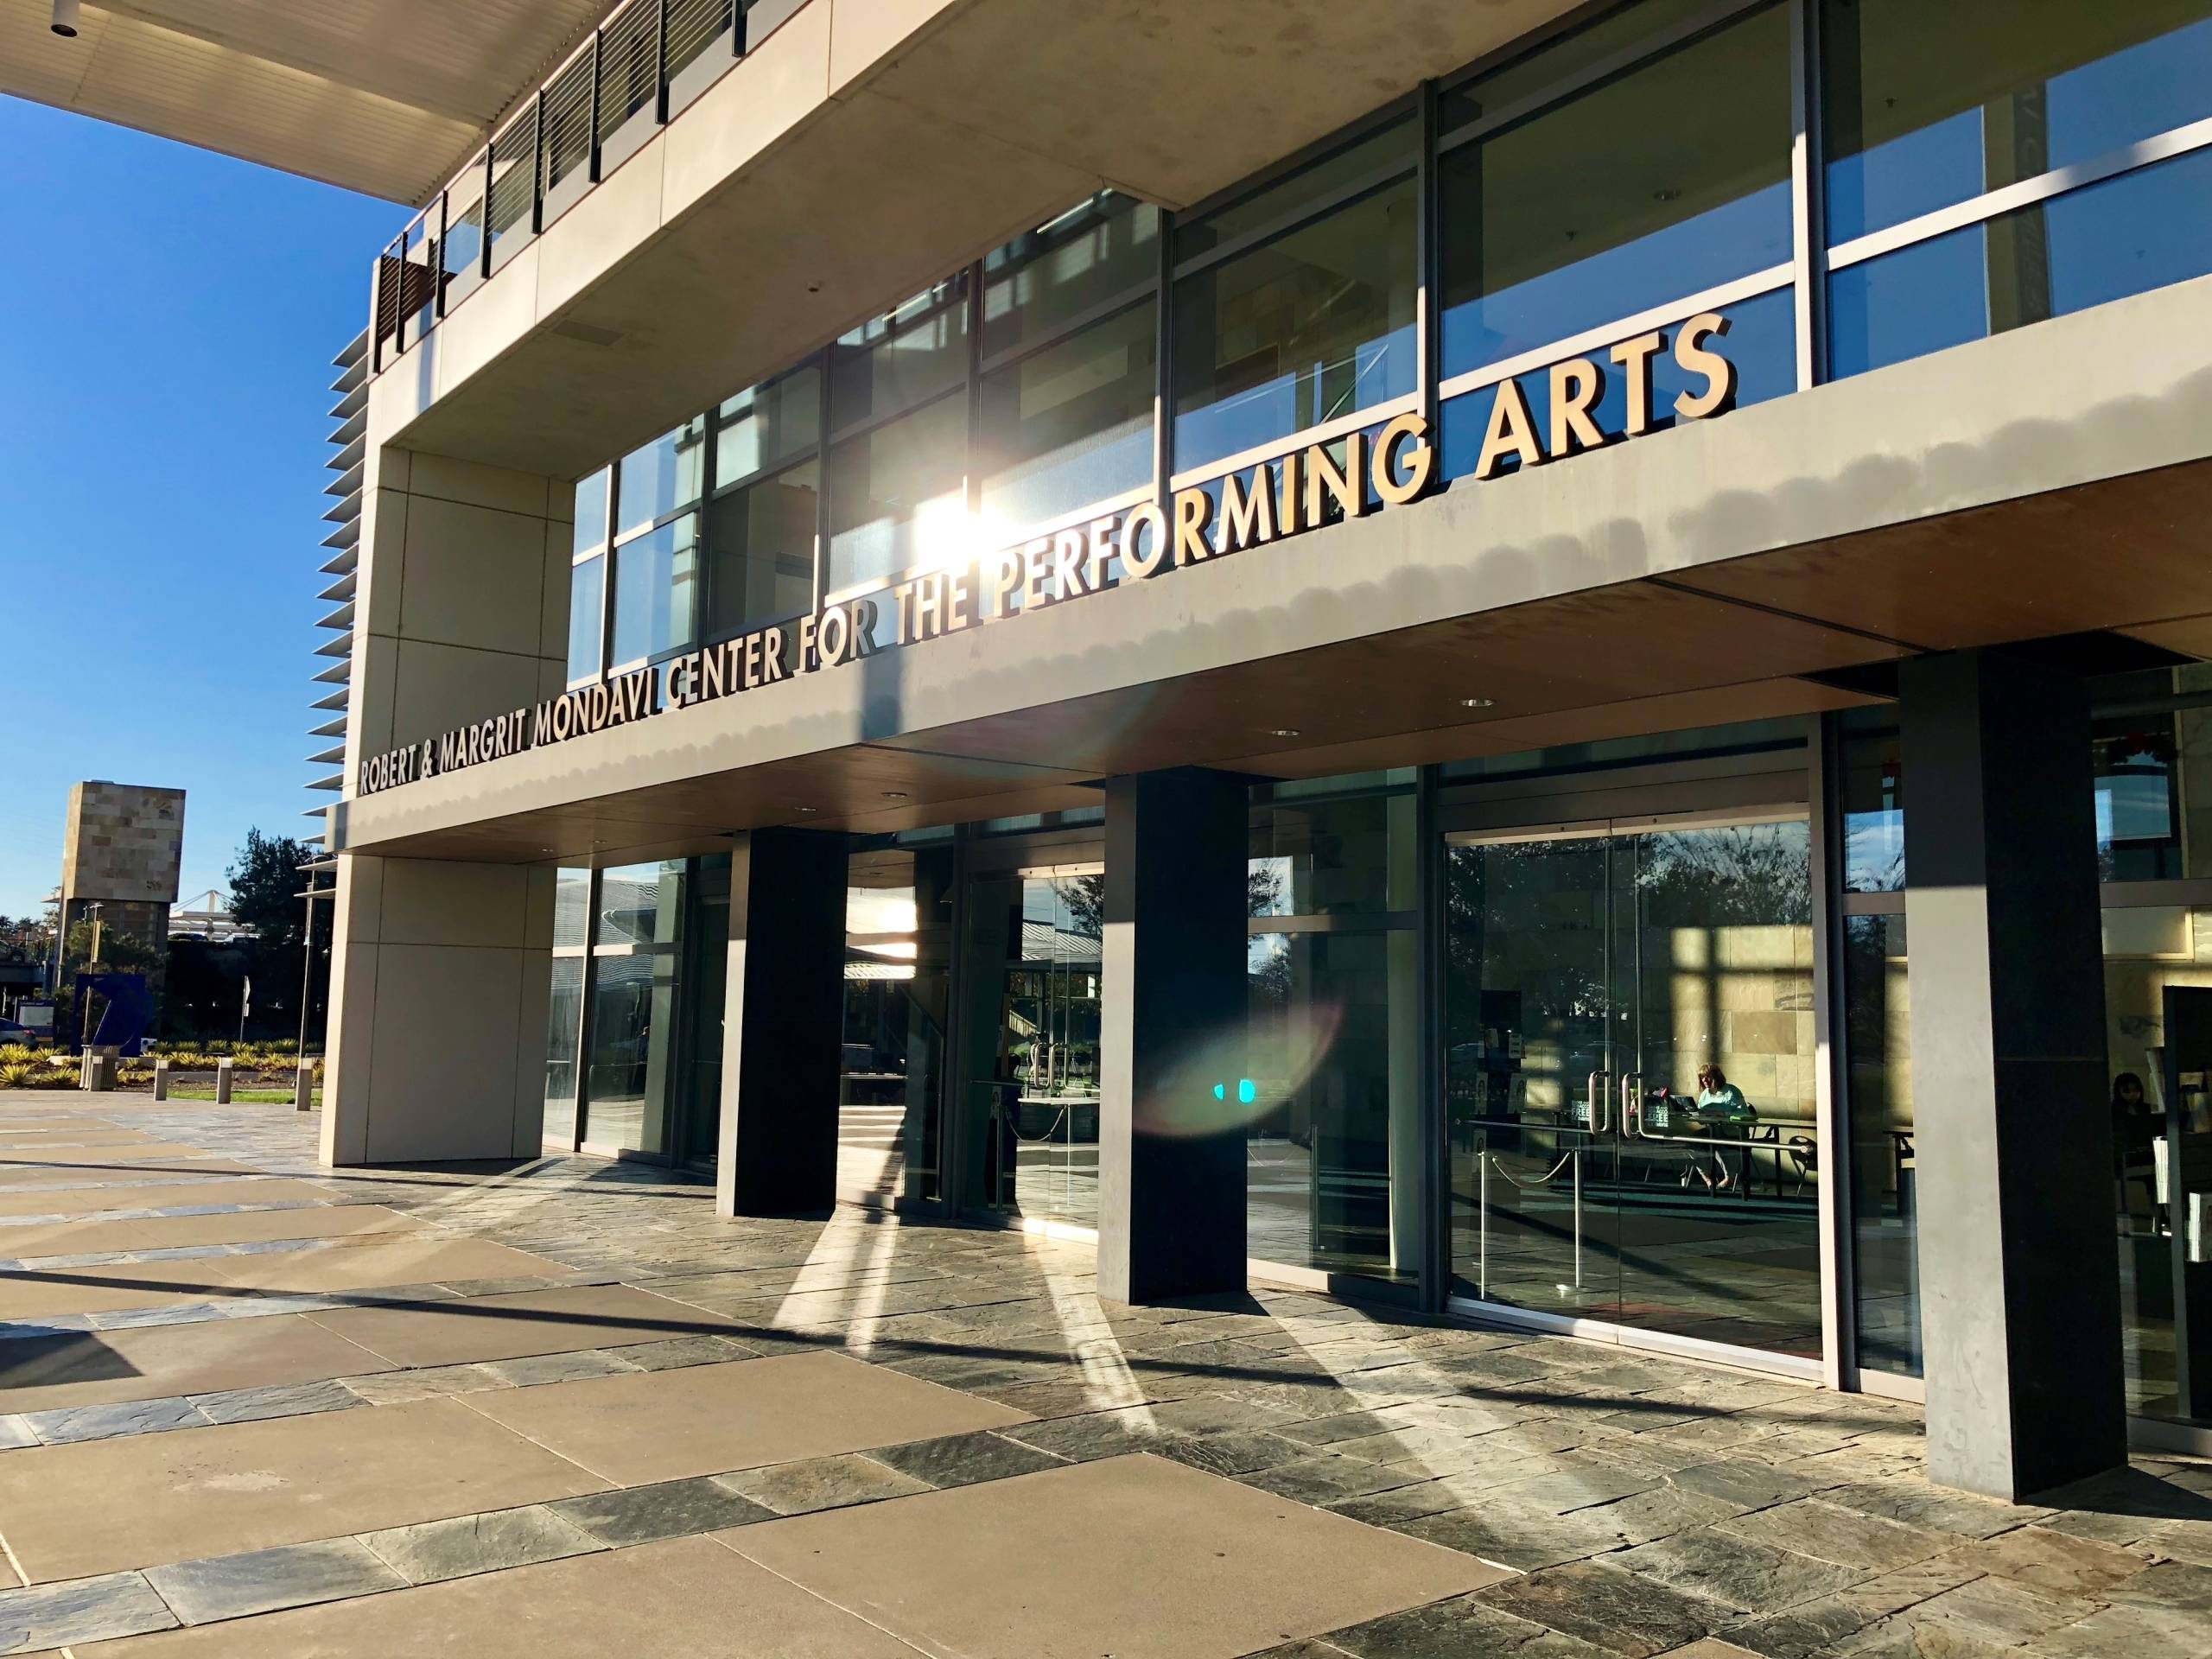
[1633,824,1810,926]
[1054,864,1284,940]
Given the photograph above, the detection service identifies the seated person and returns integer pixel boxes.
[1686,1063,1757,1192]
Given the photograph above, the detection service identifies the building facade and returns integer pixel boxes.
[59,781,186,957]
[319,0,2212,1499]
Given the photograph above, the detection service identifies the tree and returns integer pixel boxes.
[227,830,312,948]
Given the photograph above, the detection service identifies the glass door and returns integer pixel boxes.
[1446,812,1825,1363]
[956,857,1104,1229]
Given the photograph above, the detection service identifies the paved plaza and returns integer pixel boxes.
[0,1096,2202,1657]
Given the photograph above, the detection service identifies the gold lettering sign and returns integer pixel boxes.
[356,318,1737,797]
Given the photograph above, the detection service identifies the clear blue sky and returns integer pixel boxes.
[0,100,403,920]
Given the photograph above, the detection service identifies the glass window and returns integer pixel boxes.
[1249,778,1417,918]
[1440,3,1793,378]
[596,861,684,947]
[616,417,709,537]
[567,555,605,682]
[610,512,699,665]
[1176,118,1417,261]
[716,365,821,487]
[1846,912,1918,1377]
[1173,175,1418,470]
[1840,709,1904,893]
[553,868,592,949]
[2091,666,2212,882]
[583,953,673,1156]
[2104,902,2212,1426]
[707,460,817,638]
[984,192,1159,358]
[838,844,953,1204]
[978,299,1156,532]
[1440,0,1722,130]
[1822,0,2212,242]
[573,467,610,556]
[1246,777,1420,1285]
[1828,145,2212,378]
[543,955,583,1147]
[829,277,969,433]
[824,393,969,594]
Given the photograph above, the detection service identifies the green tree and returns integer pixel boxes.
[227,830,313,948]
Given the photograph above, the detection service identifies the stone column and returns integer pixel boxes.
[320,855,555,1163]
[715,828,849,1217]
[1097,768,1249,1304]
[1900,649,2126,1499]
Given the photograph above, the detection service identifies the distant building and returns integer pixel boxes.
[59,782,186,955]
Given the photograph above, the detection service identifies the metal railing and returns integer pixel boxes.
[371,0,796,373]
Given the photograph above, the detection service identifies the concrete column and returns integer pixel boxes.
[1098,768,1249,1305]
[320,856,556,1164]
[1900,649,2126,1499]
[715,828,849,1217]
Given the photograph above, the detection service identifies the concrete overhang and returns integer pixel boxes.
[367,0,1588,481]
[2,0,611,204]
[337,271,2212,866]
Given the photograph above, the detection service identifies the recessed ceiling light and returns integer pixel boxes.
[881,790,910,799]
[1270,728,1301,739]
[794,805,818,815]
[1460,697,1495,709]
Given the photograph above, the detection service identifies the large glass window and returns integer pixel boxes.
[837,843,952,1205]
[1173,123,1419,470]
[544,954,583,1147]
[824,393,969,595]
[616,417,708,537]
[983,192,1158,358]
[706,461,817,638]
[567,556,605,683]
[1839,709,1904,892]
[1845,912,1916,1377]
[610,512,699,666]
[1822,0,2212,242]
[829,278,969,433]
[1247,777,1421,1284]
[716,365,821,486]
[573,468,611,556]
[582,861,687,1158]
[1440,3,1792,378]
[979,299,1157,531]
[1828,146,2212,378]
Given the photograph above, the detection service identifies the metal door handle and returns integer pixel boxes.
[1586,1070,1610,1134]
[1621,1071,1643,1135]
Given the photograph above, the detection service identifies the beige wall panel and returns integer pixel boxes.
[407,454,556,519]
[376,860,531,950]
[389,639,549,754]
[361,944,527,1163]
[397,495,553,658]
[346,633,399,772]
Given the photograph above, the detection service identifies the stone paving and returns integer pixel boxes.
[0,1095,2204,1657]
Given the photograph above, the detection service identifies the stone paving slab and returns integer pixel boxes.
[0,1144,226,1168]
[0,1160,257,1189]
[0,1130,155,1151]
[0,1179,337,1221]
[65,1534,924,1656]
[0,1205,421,1263]
[726,1452,1509,1659]
[0,1395,609,1583]
[459,1350,1034,1486]
[210,1235,571,1296]
[304,1282,743,1368]
[0,1260,238,1323]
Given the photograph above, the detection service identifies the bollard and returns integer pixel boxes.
[152,1056,169,1101]
[295,1060,315,1113]
[86,1052,112,1094]
[80,1046,95,1092]
[214,1058,233,1105]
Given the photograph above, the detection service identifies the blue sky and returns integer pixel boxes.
[0,100,403,920]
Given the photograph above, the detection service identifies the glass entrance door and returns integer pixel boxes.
[1446,813,1825,1361]
[957,859,1105,1229]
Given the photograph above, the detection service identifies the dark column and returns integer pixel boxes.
[1900,650,2125,1498]
[1097,768,1249,1304]
[715,827,849,1217]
